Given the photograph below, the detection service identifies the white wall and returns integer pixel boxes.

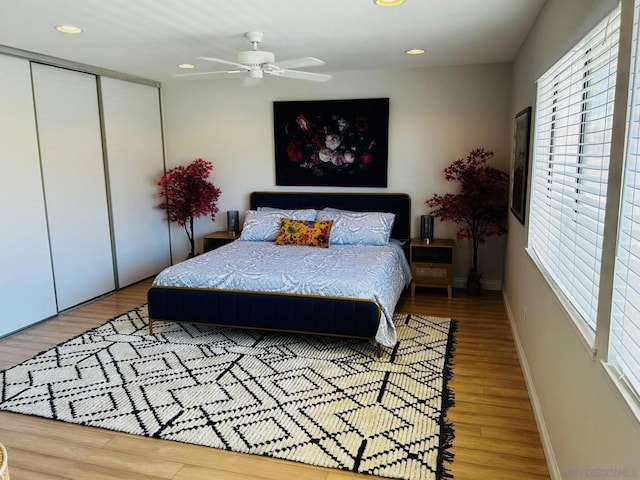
[162,64,511,286]
[505,0,640,478]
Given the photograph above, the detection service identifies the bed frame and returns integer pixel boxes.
[147,192,411,353]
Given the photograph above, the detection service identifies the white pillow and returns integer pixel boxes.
[315,210,395,245]
[322,207,358,213]
[240,209,317,241]
[257,207,317,215]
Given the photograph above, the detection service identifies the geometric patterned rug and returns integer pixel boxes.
[0,305,456,480]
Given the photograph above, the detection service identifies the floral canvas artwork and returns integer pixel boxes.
[273,98,389,187]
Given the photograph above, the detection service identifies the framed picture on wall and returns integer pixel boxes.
[511,106,531,224]
[273,98,389,187]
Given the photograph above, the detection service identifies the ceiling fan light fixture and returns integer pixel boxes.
[374,0,404,6]
[55,25,83,34]
[406,48,425,55]
[177,63,196,69]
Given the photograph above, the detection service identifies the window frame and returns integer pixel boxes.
[527,5,621,343]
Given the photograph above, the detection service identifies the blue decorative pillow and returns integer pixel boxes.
[315,210,395,245]
[240,209,317,241]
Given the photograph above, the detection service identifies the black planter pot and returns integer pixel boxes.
[466,270,482,296]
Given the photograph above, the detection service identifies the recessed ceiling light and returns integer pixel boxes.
[177,64,196,69]
[55,25,83,34]
[374,0,404,6]
[406,49,426,55]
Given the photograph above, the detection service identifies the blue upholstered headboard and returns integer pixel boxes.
[250,192,411,240]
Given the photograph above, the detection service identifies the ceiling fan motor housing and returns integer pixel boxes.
[237,50,275,67]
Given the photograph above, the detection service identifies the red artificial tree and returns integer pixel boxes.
[426,148,508,293]
[158,158,222,258]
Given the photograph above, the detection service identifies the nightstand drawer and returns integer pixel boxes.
[413,263,452,281]
[411,248,453,264]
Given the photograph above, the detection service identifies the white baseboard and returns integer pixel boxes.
[453,277,502,291]
[502,291,562,480]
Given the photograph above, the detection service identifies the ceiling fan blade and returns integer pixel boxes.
[272,69,332,82]
[197,56,250,70]
[173,70,245,78]
[271,57,325,70]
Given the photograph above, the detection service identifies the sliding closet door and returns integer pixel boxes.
[0,55,56,333]
[32,64,115,311]
[100,77,171,287]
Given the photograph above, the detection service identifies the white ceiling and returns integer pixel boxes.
[0,0,546,84]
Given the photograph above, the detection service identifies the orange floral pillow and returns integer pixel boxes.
[275,218,334,248]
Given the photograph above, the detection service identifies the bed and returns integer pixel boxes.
[147,191,411,354]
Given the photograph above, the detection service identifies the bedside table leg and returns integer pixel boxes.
[411,281,416,297]
[447,285,452,299]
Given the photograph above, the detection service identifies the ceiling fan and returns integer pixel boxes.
[176,32,332,85]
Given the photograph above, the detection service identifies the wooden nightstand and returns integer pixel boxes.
[203,231,237,253]
[409,238,454,298]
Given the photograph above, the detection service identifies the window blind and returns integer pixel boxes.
[609,0,640,400]
[529,6,621,331]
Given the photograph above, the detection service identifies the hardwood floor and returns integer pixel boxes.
[0,280,550,480]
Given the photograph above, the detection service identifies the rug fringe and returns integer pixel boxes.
[437,318,457,480]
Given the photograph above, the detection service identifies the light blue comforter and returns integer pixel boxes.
[153,240,412,347]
